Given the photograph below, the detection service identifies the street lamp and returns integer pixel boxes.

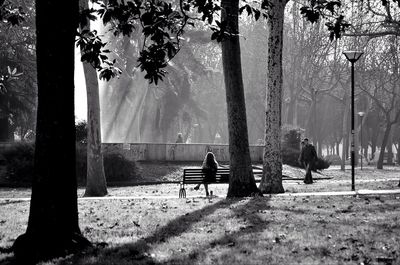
[358,111,365,170]
[343,51,364,191]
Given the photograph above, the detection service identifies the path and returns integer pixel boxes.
[1,189,399,202]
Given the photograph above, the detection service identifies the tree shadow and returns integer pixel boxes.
[0,200,27,206]
[63,196,272,265]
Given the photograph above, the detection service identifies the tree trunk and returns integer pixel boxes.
[13,0,90,263]
[221,0,260,197]
[85,74,108,196]
[79,0,108,197]
[259,0,286,194]
[82,67,108,193]
[336,141,340,156]
[377,122,392,169]
[341,93,350,171]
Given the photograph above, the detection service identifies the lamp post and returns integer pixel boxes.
[343,51,364,191]
[358,111,365,170]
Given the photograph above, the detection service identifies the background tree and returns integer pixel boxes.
[79,0,107,197]
[0,0,36,142]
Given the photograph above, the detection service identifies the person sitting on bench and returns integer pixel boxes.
[194,152,218,196]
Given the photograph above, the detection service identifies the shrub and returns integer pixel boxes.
[281,129,330,171]
[282,146,301,167]
[282,145,330,171]
[324,154,342,165]
[313,157,331,170]
[1,142,34,183]
[1,143,141,185]
[76,144,141,184]
[283,129,302,151]
[75,120,87,144]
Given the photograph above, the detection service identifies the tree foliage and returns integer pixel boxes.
[76,0,350,84]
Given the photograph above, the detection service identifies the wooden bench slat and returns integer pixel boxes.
[180,166,262,198]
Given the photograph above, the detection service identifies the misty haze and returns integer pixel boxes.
[0,0,400,264]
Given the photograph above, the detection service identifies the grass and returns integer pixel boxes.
[0,165,399,264]
[0,165,399,198]
[1,195,400,264]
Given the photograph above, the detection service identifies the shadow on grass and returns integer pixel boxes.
[0,200,27,206]
[63,196,272,265]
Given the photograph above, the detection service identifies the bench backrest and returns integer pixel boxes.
[183,167,262,184]
[183,168,229,183]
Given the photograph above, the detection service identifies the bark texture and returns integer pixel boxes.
[259,0,286,194]
[79,0,108,197]
[13,0,90,263]
[221,0,261,197]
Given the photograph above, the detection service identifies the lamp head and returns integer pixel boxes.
[358,111,365,117]
[343,51,364,63]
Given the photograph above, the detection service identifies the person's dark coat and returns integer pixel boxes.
[300,144,317,163]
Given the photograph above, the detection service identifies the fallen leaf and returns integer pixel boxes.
[227,241,235,247]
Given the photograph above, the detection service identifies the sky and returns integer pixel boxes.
[74,47,87,122]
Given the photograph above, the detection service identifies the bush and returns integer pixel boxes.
[75,121,87,144]
[282,146,301,167]
[76,144,141,184]
[281,129,330,171]
[1,142,34,183]
[282,145,330,171]
[324,154,342,165]
[1,143,141,185]
[283,129,302,151]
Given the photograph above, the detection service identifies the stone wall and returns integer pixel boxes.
[102,143,263,162]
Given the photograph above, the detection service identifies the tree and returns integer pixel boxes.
[80,0,349,196]
[13,0,90,262]
[79,0,108,197]
[221,0,261,197]
[359,36,400,169]
[258,0,287,194]
[0,0,37,142]
[259,0,348,193]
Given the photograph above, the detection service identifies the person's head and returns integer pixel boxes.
[300,141,305,147]
[205,152,216,164]
[304,138,309,145]
[177,133,182,139]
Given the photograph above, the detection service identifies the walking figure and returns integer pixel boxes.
[298,138,318,184]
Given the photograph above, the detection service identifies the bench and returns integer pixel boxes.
[178,166,262,198]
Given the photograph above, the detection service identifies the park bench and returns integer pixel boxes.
[178,166,262,198]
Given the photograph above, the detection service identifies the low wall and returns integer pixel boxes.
[103,143,264,162]
[0,142,263,162]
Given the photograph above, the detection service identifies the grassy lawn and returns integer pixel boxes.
[0,165,399,264]
[1,195,400,264]
[0,165,399,198]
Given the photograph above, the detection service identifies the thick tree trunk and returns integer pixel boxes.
[259,0,286,194]
[377,122,392,169]
[221,0,260,197]
[80,0,108,197]
[13,0,90,263]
